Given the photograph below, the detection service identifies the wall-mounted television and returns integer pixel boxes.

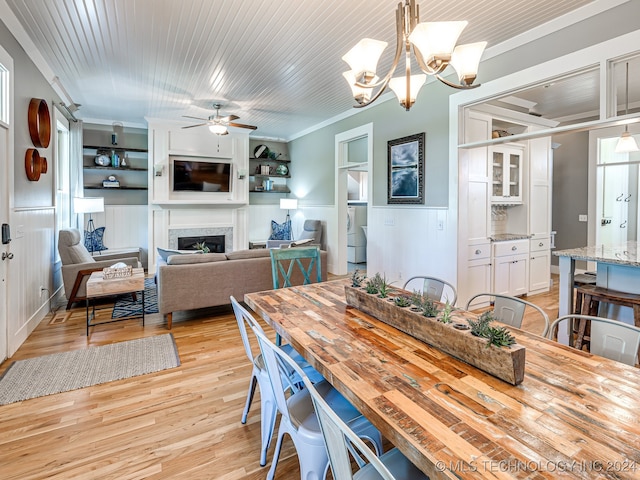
[173,159,231,192]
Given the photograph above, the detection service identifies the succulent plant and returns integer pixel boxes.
[421,298,439,317]
[485,325,516,348]
[439,300,453,324]
[467,310,515,348]
[377,274,393,298]
[394,295,412,307]
[350,269,366,287]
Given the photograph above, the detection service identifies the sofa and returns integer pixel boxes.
[156,247,327,328]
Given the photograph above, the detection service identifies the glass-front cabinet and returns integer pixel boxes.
[491,144,524,204]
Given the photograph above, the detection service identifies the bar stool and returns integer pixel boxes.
[574,284,640,351]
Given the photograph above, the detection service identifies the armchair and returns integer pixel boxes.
[58,229,141,309]
[266,219,323,249]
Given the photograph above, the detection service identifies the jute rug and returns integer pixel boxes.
[112,278,159,318]
[0,334,180,405]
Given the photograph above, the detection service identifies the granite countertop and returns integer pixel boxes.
[553,241,640,266]
[489,233,532,242]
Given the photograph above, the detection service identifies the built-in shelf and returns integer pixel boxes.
[84,166,147,172]
[249,188,291,193]
[85,144,148,153]
[85,186,147,190]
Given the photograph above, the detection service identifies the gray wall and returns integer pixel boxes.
[0,19,61,208]
[288,1,640,211]
[551,131,589,267]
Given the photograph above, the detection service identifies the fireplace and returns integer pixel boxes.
[178,235,225,253]
[169,227,233,253]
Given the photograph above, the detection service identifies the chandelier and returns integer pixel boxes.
[342,0,487,110]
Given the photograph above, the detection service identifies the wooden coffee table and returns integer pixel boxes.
[85,267,145,335]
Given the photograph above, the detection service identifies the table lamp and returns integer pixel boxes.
[73,197,104,253]
[280,198,298,240]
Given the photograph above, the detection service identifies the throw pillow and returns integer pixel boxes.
[84,227,108,252]
[269,219,291,241]
[157,247,203,262]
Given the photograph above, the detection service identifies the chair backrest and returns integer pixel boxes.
[250,319,305,430]
[465,293,550,337]
[298,219,323,245]
[402,276,457,305]
[58,228,95,265]
[270,246,322,289]
[300,374,396,480]
[549,315,640,366]
[231,296,262,365]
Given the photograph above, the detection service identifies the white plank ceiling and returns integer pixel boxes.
[3,0,599,138]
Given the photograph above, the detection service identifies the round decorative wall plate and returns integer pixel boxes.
[275,164,288,176]
[28,98,51,148]
[253,144,269,158]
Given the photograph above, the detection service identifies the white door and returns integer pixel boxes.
[0,47,11,363]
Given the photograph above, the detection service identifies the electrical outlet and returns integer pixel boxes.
[578,214,588,222]
[384,217,395,226]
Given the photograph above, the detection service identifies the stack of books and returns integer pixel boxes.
[102,177,120,188]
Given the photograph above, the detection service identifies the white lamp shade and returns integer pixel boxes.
[388,74,427,108]
[342,71,378,103]
[409,21,467,63]
[450,41,487,83]
[73,196,104,214]
[342,38,387,78]
[280,198,298,210]
[209,124,228,135]
[615,130,639,153]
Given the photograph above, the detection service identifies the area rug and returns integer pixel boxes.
[112,278,159,318]
[0,334,180,405]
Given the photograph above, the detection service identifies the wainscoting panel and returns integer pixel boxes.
[87,205,149,267]
[8,208,56,357]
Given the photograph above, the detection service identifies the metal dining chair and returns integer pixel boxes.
[270,245,322,289]
[465,293,550,337]
[549,314,640,366]
[230,296,323,466]
[250,320,383,480]
[402,275,457,305]
[301,374,429,480]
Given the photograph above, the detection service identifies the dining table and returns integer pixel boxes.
[245,279,640,479]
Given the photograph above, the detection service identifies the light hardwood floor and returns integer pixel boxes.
[0,278,560,479]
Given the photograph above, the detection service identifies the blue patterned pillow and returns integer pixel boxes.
[269,220,291,240]
[84,227,108,252]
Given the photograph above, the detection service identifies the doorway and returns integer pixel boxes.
[334,124,372,276]
[0,45,13,363]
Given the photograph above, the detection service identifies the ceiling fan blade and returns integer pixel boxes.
[182,115,208,121]
[182,123,208,129]
[229,122,257,130]
[221,114,240,122]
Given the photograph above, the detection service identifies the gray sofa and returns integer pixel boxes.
[156,247,327,328]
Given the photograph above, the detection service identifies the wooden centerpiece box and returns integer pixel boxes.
[344,286,526,385]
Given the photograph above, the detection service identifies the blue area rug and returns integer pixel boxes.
[112,278,159,318]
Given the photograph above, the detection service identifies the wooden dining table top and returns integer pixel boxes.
[244,279,640,479]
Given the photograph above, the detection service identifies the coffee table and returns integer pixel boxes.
[85,267,145,335]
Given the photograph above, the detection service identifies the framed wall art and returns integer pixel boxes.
[387,132,424,204]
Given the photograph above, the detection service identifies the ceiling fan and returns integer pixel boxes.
[182,103,257,135]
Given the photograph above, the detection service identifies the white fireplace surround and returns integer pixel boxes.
[169,227,233,253]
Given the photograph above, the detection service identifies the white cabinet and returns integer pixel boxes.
[491,144,523,204]
[529,238,551,294]
[492,240,529,297]
[466,242,492,309]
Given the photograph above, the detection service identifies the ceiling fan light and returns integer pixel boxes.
[388,74,426,110]
[209,124,228,135]
[615,129,639,153]
[342,38,388,81]
[343,71,378,104]
[450,41,487,86]
[409,21,467,67]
